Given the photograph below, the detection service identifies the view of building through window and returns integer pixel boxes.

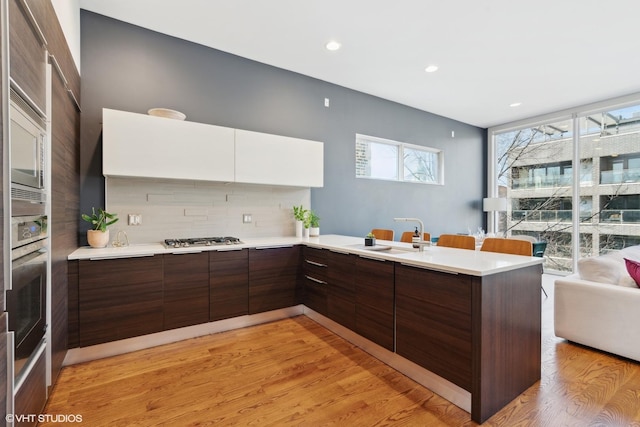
[494,103,640,272]
[355,134,443,184]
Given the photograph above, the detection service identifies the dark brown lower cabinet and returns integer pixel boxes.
[396,262,542,424]
[14,346,46,427]
[327,251,356,330]
[302,247,328,315]
[395,263,472,390]
[163,252,210,330]
[78,256,164,347]
[210,249,249,321]
[67,261,79,348]
[354,256,394,351]
[248,246,301,314]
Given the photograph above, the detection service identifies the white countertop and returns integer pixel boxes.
[68,234,542,277]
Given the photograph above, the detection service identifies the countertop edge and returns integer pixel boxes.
[68,234,543,276]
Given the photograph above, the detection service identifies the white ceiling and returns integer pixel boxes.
[79,0,640,128]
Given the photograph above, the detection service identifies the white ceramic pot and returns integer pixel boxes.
[309,227,320,237]
[87,229,110,248]
[295,220,303,238]
[303,227,310,238]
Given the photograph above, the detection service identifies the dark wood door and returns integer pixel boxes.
[327,251,356,330]
[354,256,395,351]
[210,249,249,321]
[248,246,301,314]
[395,263,472,391]
[9,0,47,112]
[78,256,164,347]
[163,252,210,330]
[49,51,80,386]
[302,247,328,315]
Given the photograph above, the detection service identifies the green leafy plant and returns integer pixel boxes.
[366,232,376,238]
[82,207,119,232]
[305,210,320,228]
[293,205,307,221]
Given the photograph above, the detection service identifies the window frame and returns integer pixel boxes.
[355,134,444,185]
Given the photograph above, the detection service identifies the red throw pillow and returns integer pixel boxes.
[623,258,640,288]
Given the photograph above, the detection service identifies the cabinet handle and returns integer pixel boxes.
[49,54,81,111]
[329,249,350,255]
[171,251,203,255]
[305,275,327,285]
[17,0,48,47]
[305,259,327,268]
[89,254,155,261]
[399,262,459,275]
[255,245,294,250]
[358,254,388,262]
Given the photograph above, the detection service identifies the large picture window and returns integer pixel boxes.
[489,99,640,273]
[355,134,443,184]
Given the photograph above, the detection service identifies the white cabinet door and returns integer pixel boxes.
[102,109,235,182]
[235,129,323,187]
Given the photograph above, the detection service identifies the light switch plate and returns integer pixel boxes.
[243,214,252,223]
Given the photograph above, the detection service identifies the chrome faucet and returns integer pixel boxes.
[112,230,129,247]
[393,217,429,251]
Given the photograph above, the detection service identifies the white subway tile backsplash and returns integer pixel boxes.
[106,177,310,244]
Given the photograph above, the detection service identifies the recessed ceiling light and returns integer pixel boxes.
[424,65,439,73]
[509,102,522,107]
[325,41,341,51]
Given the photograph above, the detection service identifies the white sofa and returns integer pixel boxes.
[554,246,640,362]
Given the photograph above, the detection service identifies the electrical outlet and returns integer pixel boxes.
[324,98,330,107]
[128,214,142,225]
[243,214,252,223]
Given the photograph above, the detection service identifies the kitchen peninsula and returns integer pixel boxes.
[68,234,543,424]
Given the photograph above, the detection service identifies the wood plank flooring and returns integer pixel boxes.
[40,275,640,426]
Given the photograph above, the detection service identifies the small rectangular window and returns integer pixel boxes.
[356,134,443,184]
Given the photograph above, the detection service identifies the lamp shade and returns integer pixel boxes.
[483,197,507,212]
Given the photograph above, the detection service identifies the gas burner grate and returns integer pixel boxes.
[164,236,243,248]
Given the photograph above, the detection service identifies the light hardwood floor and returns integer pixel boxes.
[40,275,640,426]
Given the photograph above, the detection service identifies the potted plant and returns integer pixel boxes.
[306,210,320,237]
[293,205,307,238]
[82,207,119,248]
[365,232,376,246]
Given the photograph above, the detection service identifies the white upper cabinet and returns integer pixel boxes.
[102,109,235,182]
[102,108,324,187]
[235,129,323,187]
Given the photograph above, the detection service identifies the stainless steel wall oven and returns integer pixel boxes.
[7,215,48,378]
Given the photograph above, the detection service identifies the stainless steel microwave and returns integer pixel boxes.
[10,90,46,191]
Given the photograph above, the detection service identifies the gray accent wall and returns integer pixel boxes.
[80,11,487,241]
